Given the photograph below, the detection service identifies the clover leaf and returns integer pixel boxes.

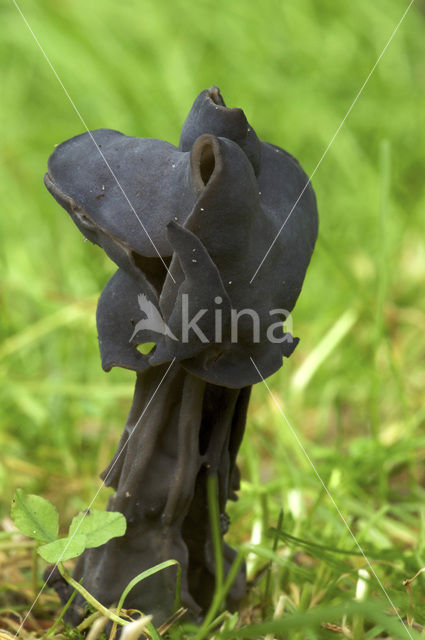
[69,509,126,549]
[11,489,59,543]
[11,490,127,564]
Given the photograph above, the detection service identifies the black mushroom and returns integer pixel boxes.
[44,86,318,624]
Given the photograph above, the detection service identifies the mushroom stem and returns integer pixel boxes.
[60,365,249,625]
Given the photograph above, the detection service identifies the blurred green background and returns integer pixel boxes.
[1,0,425,632]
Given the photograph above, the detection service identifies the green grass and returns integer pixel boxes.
[1,0,425,637]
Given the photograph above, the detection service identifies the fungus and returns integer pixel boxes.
[44,86,318,623]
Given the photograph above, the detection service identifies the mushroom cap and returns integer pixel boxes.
[145,133,314,387]
[44,87,318,388]
[179,86,261,174]
[44,129,200,258]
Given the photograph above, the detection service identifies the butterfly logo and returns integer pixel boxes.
[129,294,178,343]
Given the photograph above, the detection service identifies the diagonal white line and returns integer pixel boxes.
[12,0,175,283]
[14,358,176,638]
[250,0,415,284]
[250,356,414,640]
